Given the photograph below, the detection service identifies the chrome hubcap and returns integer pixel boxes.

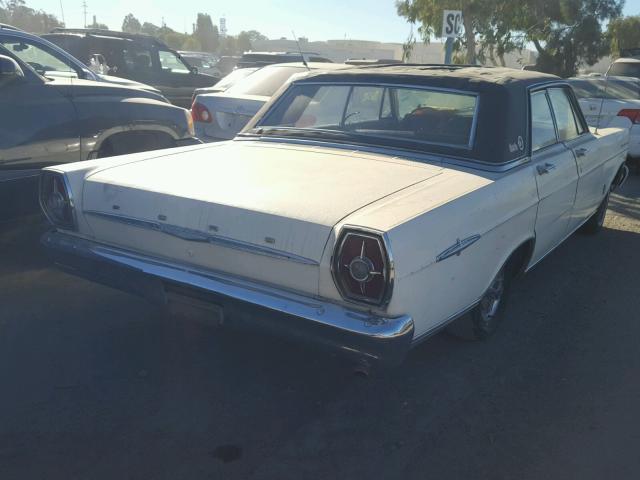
[479,269,505,327]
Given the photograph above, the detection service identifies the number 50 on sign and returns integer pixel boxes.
[442,10,463,38]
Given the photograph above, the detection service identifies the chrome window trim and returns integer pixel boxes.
[84,210,320,266]
[330,225,395,308]
[255,81,481,151]
[237,136,531,173]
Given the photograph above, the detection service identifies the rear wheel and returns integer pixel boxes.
[447,264,511,341]
[580,192,610,235]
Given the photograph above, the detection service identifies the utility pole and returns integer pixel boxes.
[81,0,87,28]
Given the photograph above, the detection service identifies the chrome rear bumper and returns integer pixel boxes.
[42,231,414,366]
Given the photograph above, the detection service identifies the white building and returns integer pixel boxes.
[252,38,536,68]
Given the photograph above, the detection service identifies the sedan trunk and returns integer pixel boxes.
[81,141,441,292]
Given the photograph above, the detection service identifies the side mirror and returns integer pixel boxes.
[190,66,199,75]
[0,55,25,86]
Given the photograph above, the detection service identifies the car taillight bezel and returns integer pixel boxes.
[331,227,394,307]
[39,171,76,230]
[191,102,213,123]
[618,109,640,124]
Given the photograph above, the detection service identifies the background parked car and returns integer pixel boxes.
[0,24,160,94]
[191,67,259,101]
[192,62,348,141]
[607,55,640,80]
[0,48,199,220]
[42,29,219,108]
[216,55,240,76]
[178,50,222,78]
[570,75,640,168]
[236,51,332,69]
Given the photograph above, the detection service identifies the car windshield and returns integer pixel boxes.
[254,83,478,150]
[0,38,78,77]
[214,67,259,91]
[608,62,640,78]
[570,78,640,100]
[225,65,304,97]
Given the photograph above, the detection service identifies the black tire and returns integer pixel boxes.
[580,192,610,235]
[447,264,511,341]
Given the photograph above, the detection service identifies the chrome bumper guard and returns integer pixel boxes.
[42,231,414,366]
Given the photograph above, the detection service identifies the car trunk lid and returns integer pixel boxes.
[82,141,442,266]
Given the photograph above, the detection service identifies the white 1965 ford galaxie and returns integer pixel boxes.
[40,66,630,366]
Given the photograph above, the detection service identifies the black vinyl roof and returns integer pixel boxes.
[291,65,562,165]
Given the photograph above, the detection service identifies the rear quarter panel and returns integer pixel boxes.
[321,163,539,340]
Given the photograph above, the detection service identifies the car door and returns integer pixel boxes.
[0,42,80,170]
[549,87,606,231]
[157,49,200,107]
[529,89,580,265]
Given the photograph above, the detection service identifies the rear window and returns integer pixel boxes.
[258,83,478,149]
[608,62,640,78]
[226,65,304,97]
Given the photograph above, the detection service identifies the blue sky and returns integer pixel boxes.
[28,0,640,43]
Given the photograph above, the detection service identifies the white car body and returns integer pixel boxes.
[41,67,630,366]
[579,97,640,158]
[571,76,640,158]
[193,62,348,141]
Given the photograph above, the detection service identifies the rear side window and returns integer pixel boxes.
[548,88,581,141]
[530,91,557,151]
[122,46,154,73]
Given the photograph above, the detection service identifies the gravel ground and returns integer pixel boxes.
[1,177,639,480]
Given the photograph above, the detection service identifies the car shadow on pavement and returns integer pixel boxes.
[1,180,640,479]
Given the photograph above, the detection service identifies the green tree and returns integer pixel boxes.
[396,0,487,63]
[195,13,219,52]
[522,0,623,77]
[122,13,142,34]
[140,22,160,36]
[1,0,63,33]
[181,36,202,51]
[607,16,640,58]
[221,35,237,55]
[236,31,253,53]
[243,30,267,43]
[156,26,188,49]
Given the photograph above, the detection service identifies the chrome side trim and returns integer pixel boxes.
[436,234,482,263]
[83,210,320,266]
[42,231,415,365]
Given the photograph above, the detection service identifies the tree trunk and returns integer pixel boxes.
[463,15,476,64]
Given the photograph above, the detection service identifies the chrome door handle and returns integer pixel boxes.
[575,148,588,158]
[537,163,557,175]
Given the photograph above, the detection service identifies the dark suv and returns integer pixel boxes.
[43,29,219,108]
[0,27,200,219]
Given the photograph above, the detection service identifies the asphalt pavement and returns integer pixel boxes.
[1,177,639,479]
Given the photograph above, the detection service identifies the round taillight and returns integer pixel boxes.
[191,102,213,123]
[332,229,393,306]
[40,172,75,230]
